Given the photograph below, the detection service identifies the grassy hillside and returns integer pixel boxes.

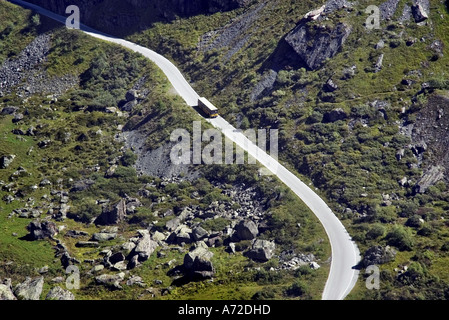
[0,1,329,300]
[125,0,449,299]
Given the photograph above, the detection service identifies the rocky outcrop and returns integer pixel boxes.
[94,199,126,225]
[246,239,276,262]
[183,245,215,279]
[0,155,16,169]
[285,21,352,70]
[14,277,44,300]
[323,108,348,123]
[26,220,58,240]
[0,279,16,300]
[361,245,397,268]
[402,94,449,189]
[133,233,158,261]
[233,220,258,241]
[126,232,159,269]
[45,286,75,300]
[95,273,125,290]
[411,0,430,23]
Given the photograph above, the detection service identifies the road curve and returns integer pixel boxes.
[8,0,361,300]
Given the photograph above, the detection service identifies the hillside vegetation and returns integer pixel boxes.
[0,1,329,300]
[125,0,449,299]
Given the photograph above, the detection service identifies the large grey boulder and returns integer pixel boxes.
[95,273,125,290]
[133,234,158,262]
[166,217,182,232]
[234,220,259,241]
[167,224,193,245]
[285,21,351,70]
[414,166,444,194]
[92,232,117,242]
[45,286,75,300]
[183,246,215,279]
[0,155,15,169]
[192,226,209,241]
[0,279,16,300]
[246,239,276,262]
[361,245,397,267]
[0,106,19,115]
[125,89,139,102]
[26,220,58,240]
[411,1,429,22]
[14,277,44,300]
[94,199,126,225]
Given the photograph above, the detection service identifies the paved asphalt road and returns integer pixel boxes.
[8,0,361,300]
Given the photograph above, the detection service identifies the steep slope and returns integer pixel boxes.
[0,1,330,300]
[120,0,449,299]
[25,0,251,36]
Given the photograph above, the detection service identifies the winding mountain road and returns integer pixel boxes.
[8,0,361,300]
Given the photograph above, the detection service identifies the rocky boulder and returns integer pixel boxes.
[0,106,19,115]
[92,232,117,242]
[411,2,429,22]
[323,108,348,123]
[234,220,259,241]
[125,89,139,102]
[183,246,215,279]
[95,273,125,290]
[94,199,126,225]
[285,21,352,70]
[0,155,15,169]
[167,224,193,245]
[127,233,158,268]
[26,220,57,240]
[0,279,16,300]
[14,277,44,300]
[324,78,338,92]
[192,226,209,241]
[414,166,444,194]
[246,239,276,262]
[45,286,75,300]
[361,245,397,268]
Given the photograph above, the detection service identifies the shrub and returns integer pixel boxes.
[164,183,179,196]
[405,215,422,229]
[234,240,252,252]
[366,224,386,240]
[386,226,414,251]
[113,166,138,180]
[202,190,228,205]
[201,217,230,232]
[31,14,40,26]
[440,242,449,252]
[69,198,101,223]
[285,280,308,297]
[251,288,276,300]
